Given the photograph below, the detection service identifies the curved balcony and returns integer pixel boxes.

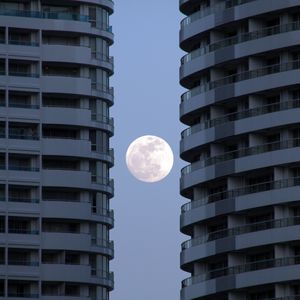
[181,177,300,213]
[182,216,300,251]
[181,138,300,176]
[91,83,114,104]
[42,138,92,158]
[91,238,114,258]
[41,75,91,96]
[91,52,114,74]
[91,269,114,290]
[41,263,91,283]
[181,99,300,136]
[91,113,114,135]
[182,256,300,288]
[181,21,300,66]
[181,60,300,103]
[181,0,254,28]
[42,231,91,252]
[0,9,88,22]
[91,147,114,165]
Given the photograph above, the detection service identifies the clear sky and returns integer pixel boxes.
[110,1,187,299]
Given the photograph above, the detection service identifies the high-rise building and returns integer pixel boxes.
[0,1,114,299]
[179,1,300,300]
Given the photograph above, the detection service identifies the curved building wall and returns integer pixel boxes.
[179,1,300,300]
[0,0,114,299]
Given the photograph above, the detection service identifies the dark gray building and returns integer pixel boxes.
[0,0,114,299]
[179,1,300,300]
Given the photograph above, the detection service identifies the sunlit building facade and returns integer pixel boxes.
[179,1,300,300]
[0,0,114,299]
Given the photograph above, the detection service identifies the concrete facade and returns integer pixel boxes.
[0,0,114,299]
[179,1,300,300]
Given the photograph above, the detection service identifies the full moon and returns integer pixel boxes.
[126,135,174,183]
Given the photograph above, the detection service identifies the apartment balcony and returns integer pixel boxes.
[41,200,91,220]
[42,169,91,189]
[42,232,91,252]
[41,106,93,127]
[41,75,91,96]
[41,263,90,283]
[42,137,92,159]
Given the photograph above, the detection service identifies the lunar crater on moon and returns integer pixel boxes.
[126,135,174,183]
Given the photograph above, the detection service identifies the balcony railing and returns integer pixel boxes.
[182,216,300,250]
[182,177,300,212]
[181,60,300,102]
[181,138,300,175]
[7,293,39,298]
[9,130,39,140]
[8,39,39,47]
[181,99,300,137]
[91,113,114,125]
[92,207,114,219]
[0,9,88,22]
[9,165,40,172]
[182,21,300,64]
[182,256,300,287]
[91,238,114,250]
[9,102,39,109]
[91,83,114,95]
[8,197,39,203]
[9,71,39,78]
[181,0,255,26]
[8,260,39,266]
[8,228,39,234]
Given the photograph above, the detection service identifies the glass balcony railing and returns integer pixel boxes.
[92,207,114,219]
[91,113,114,126]
[91,83,114,95]
[181,99,300,138]
[7,293,39,298]
[181,0,255,26]
[0,9,88,22]
[8,228,39,235]
[91,175,114,188]
[182,216,300,250]
[8,197,39,203]
[91,238,114,250]
[182,177,300,212]
[182,60,300,102]
[9,130,39,140]
[8,102,40,109]
[91,52,114,65]
[8,39,39,47]
[182,256,300,287]
[181,138,300,175]
[8,260,39,266]
[9,165,40,172]
[182,21,300,64]
[9,71,39,78]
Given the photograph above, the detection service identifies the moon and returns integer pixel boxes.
[126,135,174,183]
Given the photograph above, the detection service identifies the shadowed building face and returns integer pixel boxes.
[179,1,300,300]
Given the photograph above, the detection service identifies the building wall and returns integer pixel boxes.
[179,1,300,300]
[0,0,114,299]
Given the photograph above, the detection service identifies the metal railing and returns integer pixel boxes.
[91,52,114,65]
[91,237,114,250]
[182,138,300,175]
[181,99,300,137]
[181,0,255,26]
[7,293,39,298]
[182,21,300,64]
[182,256,300,287]
[91,207,114,219]
[182,177,300,212]
[0,9,88,22]
[91,83,114,95]
[91,113,114,125]
[91,175,114,188]
[8,103,39,109]
[181,60,300,102]
[182,216,300,250]
[8,260,39,266]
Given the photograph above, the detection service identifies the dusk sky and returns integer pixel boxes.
[110,1,186,299]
